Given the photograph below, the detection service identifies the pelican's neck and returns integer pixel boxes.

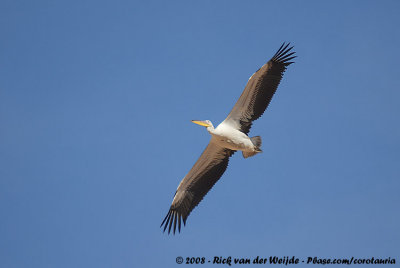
[206,122,215,134]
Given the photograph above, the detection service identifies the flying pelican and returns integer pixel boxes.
[161,43,296,234]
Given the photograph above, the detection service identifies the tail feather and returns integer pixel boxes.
[242,136,262,158]
[250,136,262,150]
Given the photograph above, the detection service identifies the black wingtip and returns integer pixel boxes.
[161,209,185,235]
[161,210,172,233]
[272,42,296,65]
[178,214,182,233]
[173,212,177,235]
[167,212,173,234]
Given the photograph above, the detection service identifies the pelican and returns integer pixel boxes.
[161,43,296,234]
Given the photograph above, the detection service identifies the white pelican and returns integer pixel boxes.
[161,43,296,234]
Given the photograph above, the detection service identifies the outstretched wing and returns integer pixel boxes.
[161,140,234,234]
[223,43,296,134]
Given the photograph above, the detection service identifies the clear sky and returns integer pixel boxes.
[1,1,399,267]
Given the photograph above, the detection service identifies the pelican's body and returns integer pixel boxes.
[204,121,260,155]
[161,43,296,234]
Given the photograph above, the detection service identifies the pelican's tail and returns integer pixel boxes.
[242,136,262,158]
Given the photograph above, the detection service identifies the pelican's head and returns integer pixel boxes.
[191,120,214,133]
[191,120,215,133]
[191,120,213,128]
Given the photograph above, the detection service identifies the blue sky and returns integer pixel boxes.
[1,1,399,267]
